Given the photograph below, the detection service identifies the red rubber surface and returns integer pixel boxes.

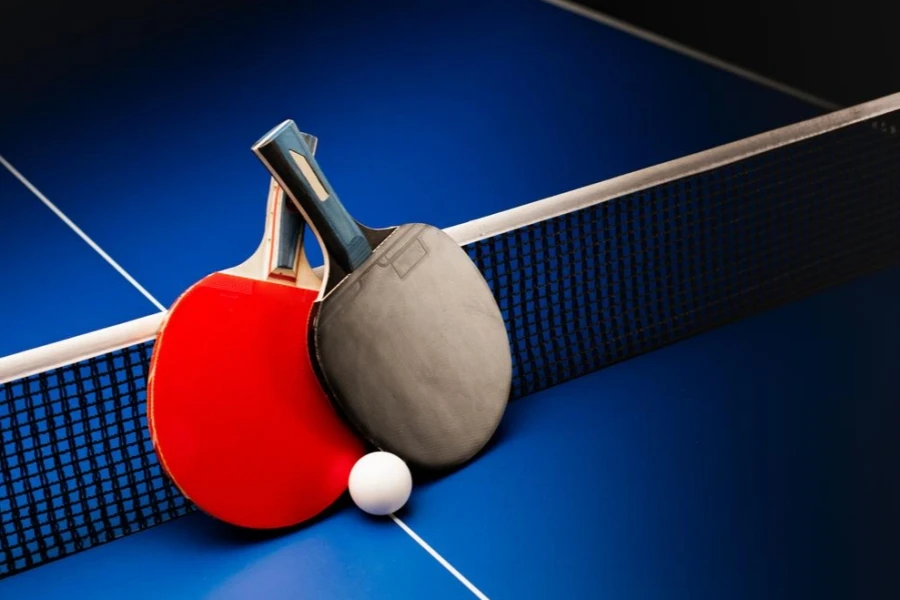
[147,272,365,529]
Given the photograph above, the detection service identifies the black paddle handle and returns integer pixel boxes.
[253,120,372,274]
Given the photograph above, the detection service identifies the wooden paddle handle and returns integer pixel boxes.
[253,120,372,273]
[271,133,316,276]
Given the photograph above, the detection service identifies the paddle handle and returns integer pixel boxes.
[270,132,316,275]
[253,120,372,273]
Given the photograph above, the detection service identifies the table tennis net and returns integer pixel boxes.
[3,95,900,579]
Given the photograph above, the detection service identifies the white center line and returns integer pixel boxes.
[1,154,167,312]
[391,514,492,600]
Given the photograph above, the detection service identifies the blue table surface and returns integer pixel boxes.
[3,0,896,598]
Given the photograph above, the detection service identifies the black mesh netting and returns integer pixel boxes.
[3,111,900,579]
[0,343,192,579]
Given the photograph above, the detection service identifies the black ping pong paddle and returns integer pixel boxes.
[252,120,512,471]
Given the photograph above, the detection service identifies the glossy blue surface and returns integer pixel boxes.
[5,1,892,599]
[0,505,477,599]
[0,168,153,353]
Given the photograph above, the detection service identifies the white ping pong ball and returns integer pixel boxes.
[348,451,413,516]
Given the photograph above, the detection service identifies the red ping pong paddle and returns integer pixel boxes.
[147,137,365,529]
